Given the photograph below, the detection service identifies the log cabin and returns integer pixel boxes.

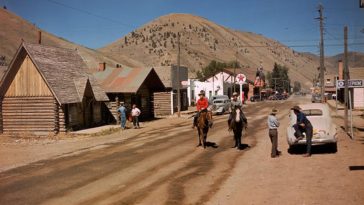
[0,43,109,136]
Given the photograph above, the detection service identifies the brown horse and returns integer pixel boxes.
[197,111,212,148]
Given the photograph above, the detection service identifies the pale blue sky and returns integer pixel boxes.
[1,0,364,56]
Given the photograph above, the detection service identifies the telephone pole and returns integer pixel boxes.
[177,33,181,117]
[318,4,325,103]
[344,26,349,131]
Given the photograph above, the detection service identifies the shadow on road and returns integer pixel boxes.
[288,143,337,155]
[204,141,219,148]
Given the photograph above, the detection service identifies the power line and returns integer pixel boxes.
[46,0,134,29]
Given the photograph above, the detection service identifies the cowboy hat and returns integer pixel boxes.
[291,105,301,111]
[198,90,205,96]
[271,108,278,114]
[232,92,238,96]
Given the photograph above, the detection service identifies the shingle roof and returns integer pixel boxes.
[0,65,7,82]
[2,43,109,104]
[94,66,165,93]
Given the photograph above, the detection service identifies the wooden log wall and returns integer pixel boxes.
[2,96,56,134]
[154,92,172,117]
[59,105,66,133]
[0,100,3,134]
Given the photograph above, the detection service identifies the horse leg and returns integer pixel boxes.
[232,130,238,148]
[237,127,242,150]
[203,131,207,149]
[197,128,202,147]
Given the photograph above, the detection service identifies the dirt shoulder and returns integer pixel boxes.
[0,116,189,172]
[207,97,364,205]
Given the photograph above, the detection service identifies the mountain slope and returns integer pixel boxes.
[0,8,143,70]
[99,13,327,87]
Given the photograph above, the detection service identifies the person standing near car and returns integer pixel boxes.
[131,104,141,129]
[267,108,281,158]
[292,105,313,157]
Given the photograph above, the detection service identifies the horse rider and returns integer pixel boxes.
[228,92,247,128]
[192,90,210,128]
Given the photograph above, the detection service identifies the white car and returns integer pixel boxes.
[287,103,338,151]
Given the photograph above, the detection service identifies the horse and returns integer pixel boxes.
[228,108,247,149]
[196,110,212,148]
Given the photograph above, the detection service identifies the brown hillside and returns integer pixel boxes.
[0,8,142,70]
[99,13,328,88]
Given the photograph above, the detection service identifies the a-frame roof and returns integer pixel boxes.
[0,43,109,104]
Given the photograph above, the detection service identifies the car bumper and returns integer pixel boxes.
[294,138,337,145]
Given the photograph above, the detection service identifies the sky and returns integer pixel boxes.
[1,0,364,56]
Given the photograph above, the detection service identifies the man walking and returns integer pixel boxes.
[117,102,127,130]
[131,104,141,129]
[267,108,281,158]
[292,105,313,157]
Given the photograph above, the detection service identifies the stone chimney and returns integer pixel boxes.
[99,62,106,71]
[338,60,343,80]
[38,30,42,44]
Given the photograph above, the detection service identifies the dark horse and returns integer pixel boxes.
[228,108,247,149]
[196,110,212,148]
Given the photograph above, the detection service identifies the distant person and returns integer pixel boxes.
[292,105,313,157]
[131,104,141,129]
[117,102,127,130]
[267,108,281,158]
[192,90,209,128]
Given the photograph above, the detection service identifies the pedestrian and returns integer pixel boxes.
[267,108,281,158]
[192,90,209,128]
[117,102,127,130]
[291,105,313,157]
[131,104,141,129]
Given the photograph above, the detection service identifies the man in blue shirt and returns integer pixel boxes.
[292,105,313,157]
[267,108,281,158]
[117,102,127,130]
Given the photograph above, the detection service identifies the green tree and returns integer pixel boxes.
[270,62,290,92]
[293,81,301,92]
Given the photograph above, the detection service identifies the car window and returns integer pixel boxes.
[302,109,323,116]
[213,100,223,104]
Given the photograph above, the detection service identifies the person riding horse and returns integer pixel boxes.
[228,92,248,149]
[193,90,212,128]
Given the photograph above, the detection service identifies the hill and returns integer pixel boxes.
[99,13,329,88]
[0,8,143,70]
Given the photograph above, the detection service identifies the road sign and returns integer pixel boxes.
[236,74,246,85]
[336,79,364,88]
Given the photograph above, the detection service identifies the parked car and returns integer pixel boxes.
[250,94,262,102]
[209,95,229,104]
[268,93,285,100]
[211,98,231,115]
[311,93,322,103]
[286,103,337,152]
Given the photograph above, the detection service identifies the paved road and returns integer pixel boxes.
[1,96,363,205]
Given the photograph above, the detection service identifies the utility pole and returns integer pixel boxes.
[177,33,181,117]
[344,26,349,131]
[233,52,237,92]
[318,4,325,103]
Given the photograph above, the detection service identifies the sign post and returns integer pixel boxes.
[236,74,246,101]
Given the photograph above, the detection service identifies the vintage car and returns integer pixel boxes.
[211,98,231,115]
[286,103,337,151]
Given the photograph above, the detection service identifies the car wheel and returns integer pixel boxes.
[329,142,338,153]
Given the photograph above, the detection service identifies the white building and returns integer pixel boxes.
[187,70,251,105]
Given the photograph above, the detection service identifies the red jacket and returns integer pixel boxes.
[196,97,209,111]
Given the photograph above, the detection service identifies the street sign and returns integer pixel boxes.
[235,74,246,85]
[336,79,364,88]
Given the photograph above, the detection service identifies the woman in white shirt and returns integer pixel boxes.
[131,104,141,128]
